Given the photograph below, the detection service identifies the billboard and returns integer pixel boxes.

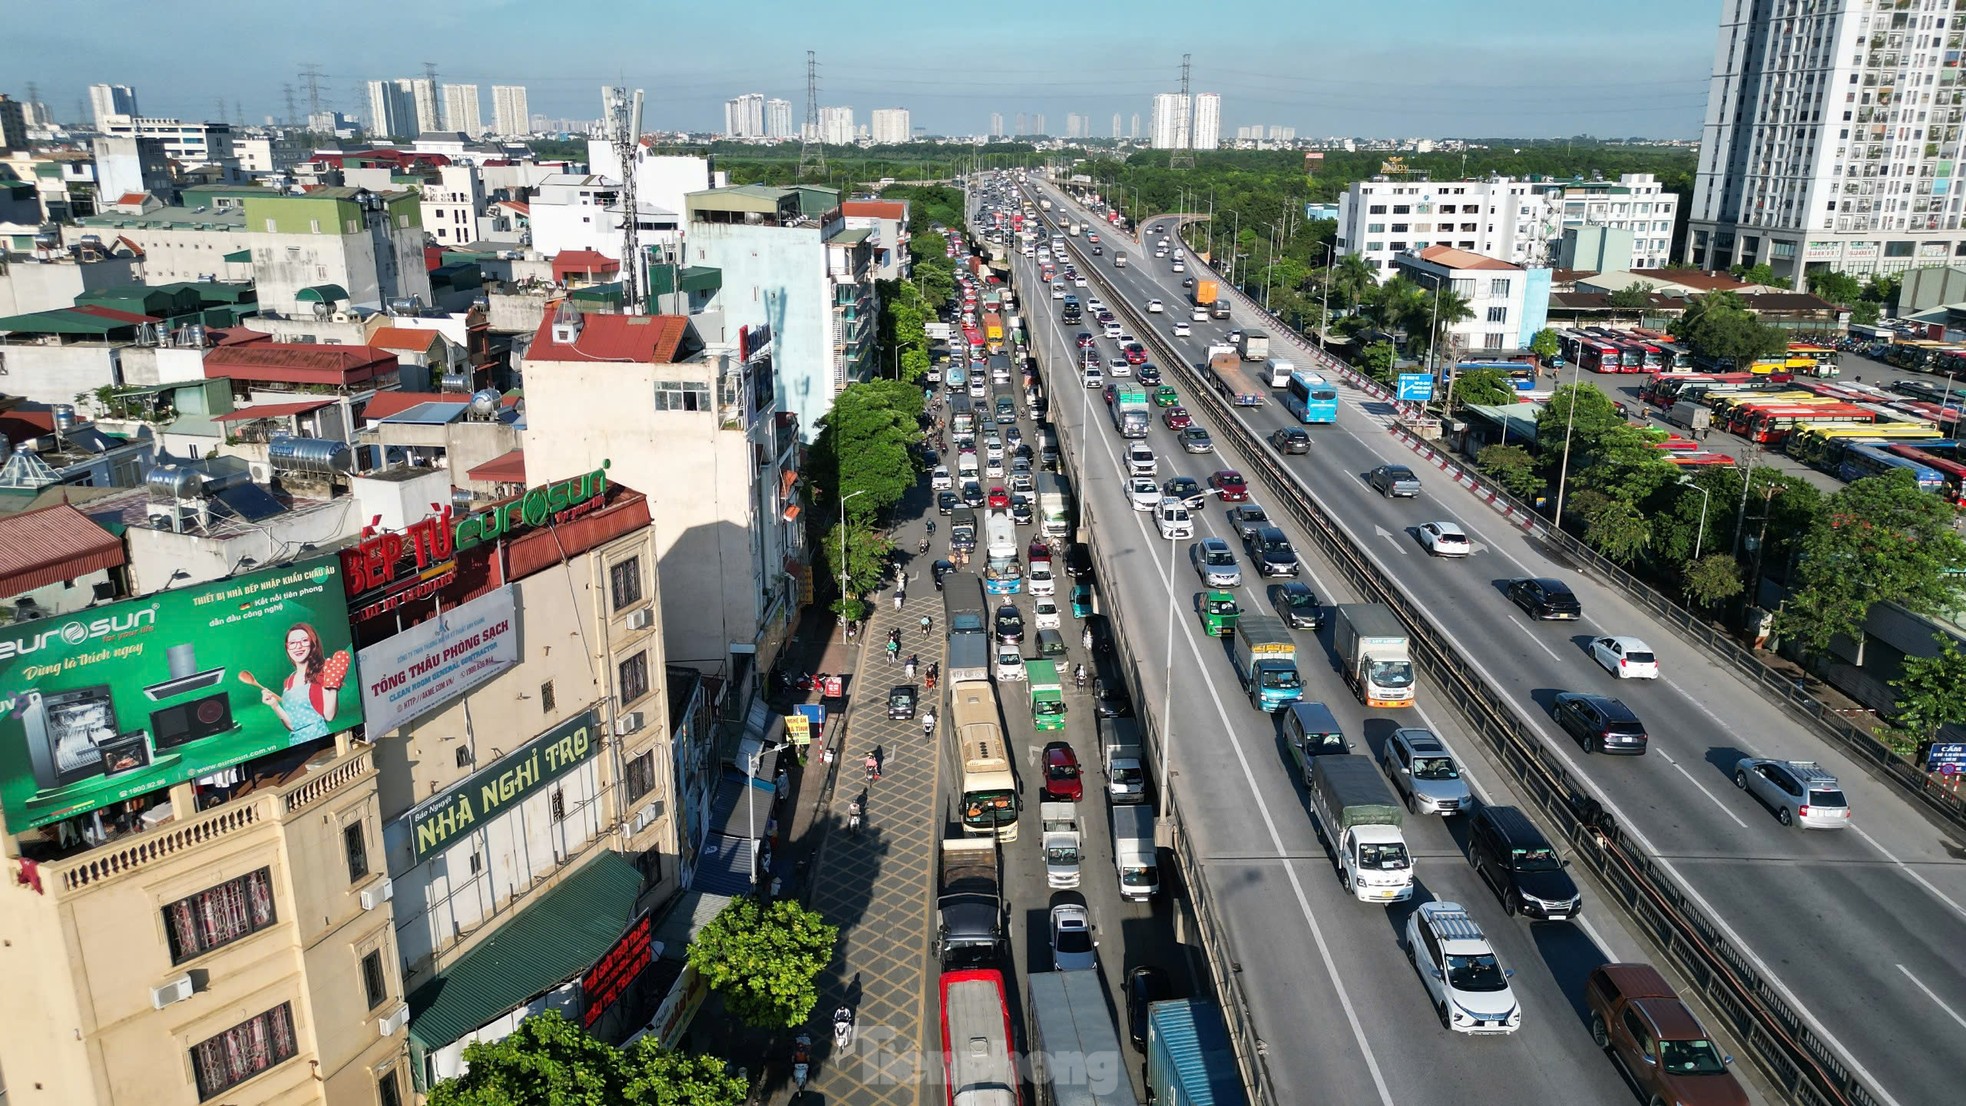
[410,709,599,860]
[358,586,519,735]
[0,558,363,833]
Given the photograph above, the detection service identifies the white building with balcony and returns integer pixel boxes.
[1392,245,1551,356]
[1338,173,1679,274]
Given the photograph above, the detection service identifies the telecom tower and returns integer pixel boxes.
[604,86,646,313]
[798,50,826,179]
[1169,54,1195,170]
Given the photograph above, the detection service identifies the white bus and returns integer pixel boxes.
[953,680,1019,841]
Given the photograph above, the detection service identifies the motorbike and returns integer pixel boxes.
[834,1006,855,1053]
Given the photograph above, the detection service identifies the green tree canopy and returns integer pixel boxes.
[1605,282,1658,310]
[427,1010,744,1106]
[1889,639,1966,750]
[1682,553,1745,608]
[1475,443,1544,501]
[686,897,838,1029]
[1530,328,1561,363]
[1451,368,1518,410]
[1669,291,1787,366]
[1775,470,1966,652]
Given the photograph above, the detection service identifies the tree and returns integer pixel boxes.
[1682,554,1745,608]
[1672,292,1787,367]
[1807,269,1863,307]
[686,897,837,1029]
[1356,341,1397,384]
[1605,282,1658,310]
[427,1010,744,1106]
[1775,470,1966,653]
[1327,253,1378,312]
[1889,640,1966,751]
[1583,498,1651,563]
[1475,443,1543,500]
[823,520,892,620]
[1530,328,1561,364]
[1416,286,1473,364]
[1450,368,1517,410]
[1729,262,1792,288]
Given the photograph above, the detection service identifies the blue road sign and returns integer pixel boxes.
[1397,373,1435,402]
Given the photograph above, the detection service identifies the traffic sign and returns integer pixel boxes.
[1397,373,1435,402]
[1926,742,1966,774]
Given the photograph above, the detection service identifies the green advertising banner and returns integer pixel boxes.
[0,557,364,833]
[410,709,600,860]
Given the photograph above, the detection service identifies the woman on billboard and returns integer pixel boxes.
[243,623,350,742]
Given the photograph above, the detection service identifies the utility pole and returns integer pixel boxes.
[798,50,827,180]
[1169,54,1195,170]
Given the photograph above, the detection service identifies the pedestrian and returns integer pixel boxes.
[865,753,881,782]
[920,614,934,638]
[894,589,906,611]
[905,655,918,680]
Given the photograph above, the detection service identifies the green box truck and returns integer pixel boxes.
[1027,659,1067,732]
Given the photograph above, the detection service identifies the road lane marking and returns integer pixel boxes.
[1509,617,1564,660]
[1895,963,1966,1030]
[1853,826,1966,925]
[1657,751,1749,828]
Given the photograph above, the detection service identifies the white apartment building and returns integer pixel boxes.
[870,108,911,144]
[991,112,1004,138]
[1191,93,1221,150]
[491,85,530,136]
[1151,93,1189,149]
[442,84,483,136]
[1392,246,1553,356]
[99,115,234,167]
[367,78,440,138]
[1688,0,1966,280]
[87,84,138,131]
[419,164,486,245]
[819,106,855,145]
[724,93,765,138]
[765,98,793,139]
[1336,172,1680,273]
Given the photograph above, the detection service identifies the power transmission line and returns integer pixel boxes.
[299,64,326,116]
[1170,54,1195,170]
[798,50,826,180]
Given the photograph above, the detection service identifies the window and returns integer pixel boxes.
[190,1003,298,1100]
[550,788,566,821]
[1485,332,1506,349]
[1488,278,1512,296]
[1486,306,1508,323]
[378,1070,404,1106]
[541,680,556,713]
[609,557,643,610]
[1366,222,1385,234]
[455,745,473,768]
[618,651,650,705]
[344,822,369,883]
[361,949,389,1010]
[1368,204,1387,214]
[625,750,656,802]
[163,868,277,963]
[654,379,711,412]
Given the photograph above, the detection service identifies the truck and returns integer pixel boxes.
[937,837,1006,967]
[1240,329,1271,362]
[947,632,992,686]
[1040,198,1053,211]
[1147,1000,1249,1106]
[1035,472,1073,537]
[1110,384,1151,438]
[1667,400,1713,431]
[1206,352,1269,407]
[949,508,978,554]
[1111,803,1160,900]
[1027,972,1136,1106]
[1037,426,1061,471]
[1334,604,1415,708]
[1027,659,1067,731]
[1113,251,1127,268]
[1308,756,1414,903]
[1103,731,1146,805]
[1584,964,1749,1106]
[1039,802,1082,888]
[1068,221,1082,237]
[1191,279,1219,322]
[1230,614,1303,711]
[983,312,1005,352]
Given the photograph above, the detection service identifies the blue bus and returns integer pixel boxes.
[1456,360,1539,393]
[1840,442,1945,493]
[947,360,968,391]
[1282,370,1340,424]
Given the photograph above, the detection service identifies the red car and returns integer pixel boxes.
[1075,332,1097,349]
[1163,406,1193,430]
[1208,470,1250,502]
[988,486,1011,510]
[1103,383,1118,406]
[1041,741,1084,802]
[1123,343,1148,365]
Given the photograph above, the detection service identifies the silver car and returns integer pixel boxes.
[1734,758,1851,828]
[1049,903,1098,971]
[1190,538,1242,587]
[1383,728,1472,815]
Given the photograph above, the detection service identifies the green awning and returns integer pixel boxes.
[296,284,349,303]
[407,850,645,1050]
[647,264,721,297]
[223,248,252,263]
[568,281,624,307]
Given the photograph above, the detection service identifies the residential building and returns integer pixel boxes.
[88,83,139,131]
[1687,0,1963,280]
[522,307,803,705]
[1113,113,1122,139]
[308,110,361,139]
[0,95,27,154]
[1191,93,1221,150]
[990,112,1004,138]
[1270,125,1296,142]
[527,170,687,279]
[1015,113,1027,136]
[684,184,877,436]
[419,164,486,246]
[1151,93,1189,150]
[0,241,144,315]
[840,198,912,281]
[367,79,440,139]
[870,108,911,145]
[1031,114,1045,137]
[240,188,431,316]
[490,85,530,137]
[442,84,483,137]
[765,98,793,140]
[100,115,235,167]
[1131,112,1141,140]
[1336,173,1680,274]
[90,135,175,204]
[235,134,307,175]
[1392,245,1551,356]
[819,106,855,146]
[724,93,765,139]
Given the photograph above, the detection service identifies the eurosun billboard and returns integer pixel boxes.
[0,557,363,832]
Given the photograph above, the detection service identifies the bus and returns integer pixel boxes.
[1740,403,1877,444]
[1887,338,1951,372]
[952,682,1019,841]
[1455,360,1539,393]
[983,512,1022,594]
[1787,423,1945,464]
[1840,443,1946,493]
[1580,337,1623,373]
[1787,343,1841,377]
[1282,370,1341,423]
[1640,372,1758,407]
[941,968,1020,1106]
[1613,339,1648,373]
[951,394,976,437]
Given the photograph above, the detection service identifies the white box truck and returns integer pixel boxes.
[1111,804,1160,901]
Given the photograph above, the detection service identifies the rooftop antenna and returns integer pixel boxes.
[605,85,645,313]
[799,49,827,180]
[1169,54,1196,170]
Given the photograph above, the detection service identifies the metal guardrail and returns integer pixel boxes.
[1027,189,1879,1106]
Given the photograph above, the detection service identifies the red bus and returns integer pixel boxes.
[940,968,1020,1106]
[1668,451,1738,467]
[1581,339,1623,373]
[1740,403,1877,444]
[1640,372,1757,407]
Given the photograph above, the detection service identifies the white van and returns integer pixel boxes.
[1126,443,1158,477]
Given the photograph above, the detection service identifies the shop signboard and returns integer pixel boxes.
[342,508,457,624]
[453,464,611,553]
[410,709,599,860]
[581,910,656,1031]
[0,558,363,833]
[357,586,519,735]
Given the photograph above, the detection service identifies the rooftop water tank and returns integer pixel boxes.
[145,464,206,500]
[267,435,353,475]
[467,389,501,419]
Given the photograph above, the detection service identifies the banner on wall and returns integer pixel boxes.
[357,586,519,735]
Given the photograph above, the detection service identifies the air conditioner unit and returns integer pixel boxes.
[360,877,394,911]
[615,711,644,736]
[631,801,661,834]
[625,606,654,630]
[151,973,194,1009]
[378,1003,410,1037]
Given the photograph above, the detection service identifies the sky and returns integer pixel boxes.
[6,0,1722,139]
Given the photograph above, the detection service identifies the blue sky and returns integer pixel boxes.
[9,0,1721,138]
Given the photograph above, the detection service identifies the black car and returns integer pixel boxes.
[1065,543,1095,580]
[1137,364,1163,386]
[994,605,1025,646]
[1163,476,1207,510]
[1270,426,1311,454]
[1245,527,1301,577]
[1226,504,1272,542]
[1181,276,1195,288]
[1552,692,1648,755]
[1093,676,1133,718]
[937,490,959,514]
[961,481,985,508]
[1268,582,1323,629]
[1467,805,1582,920]
[886,685,918,720]
[932,560,955,590]
[1507,577,1582,620]
[1125,965,1173,1046]
[1010,495,1035,525]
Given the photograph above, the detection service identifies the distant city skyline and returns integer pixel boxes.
[6,0,1720,139]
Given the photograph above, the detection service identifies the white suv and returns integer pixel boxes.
[1405,902,1521,1035]
[1156,497,1193,540]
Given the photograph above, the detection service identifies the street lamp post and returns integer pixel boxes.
[1317,242,1333,343]
[839,488,870,621]
[1551,357,1584,530]
[1261,221,1282,312]
[1223,209,1242,286]
[1681,478,1712,561]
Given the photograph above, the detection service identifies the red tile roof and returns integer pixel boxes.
[0,504,126,598]
[367,326,441,353]
[71,304,159,325]
[360,391,449,420]
[115,235,145,256]
[1629,268,1752,291]
[495,200,530,215]
[551,249,621,282]
[466,448,527,484]
[527,309,692,364]
[211,399,335,422]
[203,343,399,386]
[0,409,56,446]
[841,200,907,220]
[1413,245,1519,271]
[114,192,148,206]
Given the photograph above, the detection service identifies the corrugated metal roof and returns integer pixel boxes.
[0,504,126,597]
[379,401,468,425]
[360,391,449,421]
[691,833,757,897]
[406,850,645,1050]
[465,448,527,484]
[1147,1000,1247,1106]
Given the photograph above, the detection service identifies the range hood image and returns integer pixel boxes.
[143,643,227,701]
